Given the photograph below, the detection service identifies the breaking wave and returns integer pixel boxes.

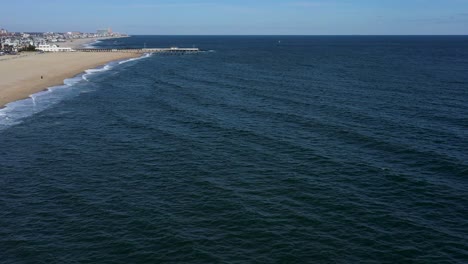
[0,54,151,130]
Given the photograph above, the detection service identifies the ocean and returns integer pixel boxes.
[1,36,467,263]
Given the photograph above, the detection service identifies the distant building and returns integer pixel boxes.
[37,44,73,52]
[67,31,82,36]
[97,29,108,36]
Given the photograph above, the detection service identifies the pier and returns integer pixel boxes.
[73,47,200,54]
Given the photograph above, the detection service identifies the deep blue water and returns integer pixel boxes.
[1,36,468,263]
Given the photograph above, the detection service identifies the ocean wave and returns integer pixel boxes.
[82,65,113,81]
[83,40,102,49]
[119,53,152,64]
[0,76,84,130]
[0,54,150,131]
[197,50,216,53]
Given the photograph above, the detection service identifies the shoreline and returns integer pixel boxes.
[0,51,140,109]
[59,36,130,49]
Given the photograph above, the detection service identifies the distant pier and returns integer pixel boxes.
[73,47,200,54]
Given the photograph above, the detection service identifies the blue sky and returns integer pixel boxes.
[1,0,468,34]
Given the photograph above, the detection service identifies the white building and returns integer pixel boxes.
[37,44,73,52]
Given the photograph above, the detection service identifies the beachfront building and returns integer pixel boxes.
[1,44,16,52]
[1,39,19,51]
[37,44,73,52]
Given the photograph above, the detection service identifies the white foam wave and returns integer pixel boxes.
[82,64,113,81]
[119,53,152,65]
[0,54,149,131]
[84,40,102,48]
[0,88,62,129]
[0,74,89,130]
[63,75,83,86]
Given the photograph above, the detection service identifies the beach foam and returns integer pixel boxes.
[119,53,152,64]
[0,54,151,131]
[0,75,87,130]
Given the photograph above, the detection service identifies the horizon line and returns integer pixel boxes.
[5,32,468,36]
[125,34,468,36]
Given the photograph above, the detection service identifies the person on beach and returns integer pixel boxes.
[41,76,43,79]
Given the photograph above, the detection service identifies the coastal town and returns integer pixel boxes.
[0,27,126,54]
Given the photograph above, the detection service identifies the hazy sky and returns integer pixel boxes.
[1,0,468,35]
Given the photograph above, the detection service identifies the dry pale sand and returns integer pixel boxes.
[0,52,139,108]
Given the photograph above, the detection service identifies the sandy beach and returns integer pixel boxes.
[0,51,139,108]
[58,38,100,49]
